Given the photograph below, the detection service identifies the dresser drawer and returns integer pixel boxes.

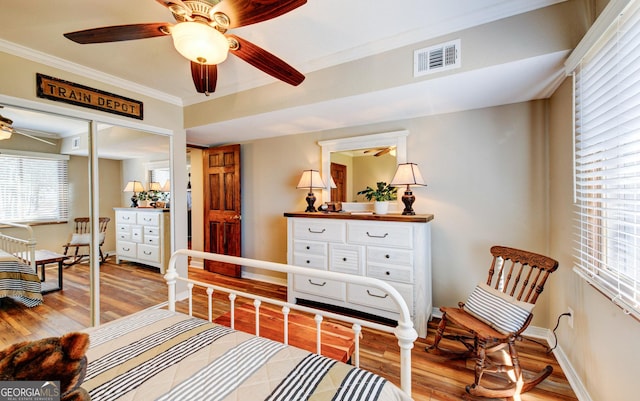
[116,241,137,258]
[130,227,143,243]
[293,274,345,301]
[293,219,345,243]
[116,224,131,234]
[347,222,413,248]
[347,281,414,313]
[137,212,160,226]
[116,211,137,224]
[330,244,363,275]
[292,253,326,270]
[367,264,413,284]
[144,226,160,236]
[367,247,413,267]
[116,232,131,241]
[138,244,160,262]
[144,235,160,245]
[293,240,327,256]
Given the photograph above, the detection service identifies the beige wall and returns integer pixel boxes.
[548,77,640,401]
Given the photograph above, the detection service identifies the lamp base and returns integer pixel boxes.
[130,195,139,208]
[305,192,317,212]
[401,190,416,215]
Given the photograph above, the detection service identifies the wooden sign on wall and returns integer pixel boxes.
[36,73,143,120]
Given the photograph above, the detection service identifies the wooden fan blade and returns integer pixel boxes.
[191,62,218,94]
[228,35,304,86]
[64,23,172,44]
[211,0,306,29]
[375,148,391,157]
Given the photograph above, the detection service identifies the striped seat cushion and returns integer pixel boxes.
[463,283,533,334]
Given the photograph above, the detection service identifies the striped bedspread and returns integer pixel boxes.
[82,309,412,401]
[0,251,42,307]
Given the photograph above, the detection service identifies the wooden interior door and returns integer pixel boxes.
[203,144,242,277]
[331,162,347,202]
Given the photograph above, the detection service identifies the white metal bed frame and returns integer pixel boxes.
[0,222,37,271]
[165,248,418,396]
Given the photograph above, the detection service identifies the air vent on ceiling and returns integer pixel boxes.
[413,39,461,77]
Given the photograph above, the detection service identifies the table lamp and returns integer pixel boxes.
[390,163,426,215]
[296,169,326,212]
[123,180,145,208]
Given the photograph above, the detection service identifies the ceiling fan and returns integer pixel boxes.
[0,106,56,145]
[363,147,395,157]
[63,0,306,95]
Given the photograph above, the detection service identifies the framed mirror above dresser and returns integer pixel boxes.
[318,130,408,206]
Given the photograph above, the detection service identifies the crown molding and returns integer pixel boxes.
[0,39,184,107]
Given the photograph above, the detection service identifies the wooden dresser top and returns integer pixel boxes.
[284,211,434,223]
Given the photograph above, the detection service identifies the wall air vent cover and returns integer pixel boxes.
[414,39,461,77]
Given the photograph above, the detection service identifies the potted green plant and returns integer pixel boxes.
[357,182,397,214]
[137,190,149,207]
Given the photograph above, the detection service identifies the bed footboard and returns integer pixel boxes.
[165,248,418,396]
[0,222,36,271]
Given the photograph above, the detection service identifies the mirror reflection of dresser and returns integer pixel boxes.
[114,208,171,273]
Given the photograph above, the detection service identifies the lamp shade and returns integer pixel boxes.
[296,170,326,189]
[149,182,162,191]
[123,180,145,193]
[171,21,229,65]
[390,163,426,186]
[161,180,171,192]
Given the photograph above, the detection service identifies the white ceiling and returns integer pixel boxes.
[0,0,568,148]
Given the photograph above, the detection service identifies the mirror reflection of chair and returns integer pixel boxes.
[62,217,110,266]
[426,245,559,399]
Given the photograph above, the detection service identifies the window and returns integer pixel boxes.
[0,150,70,223]
[573,0,640,318]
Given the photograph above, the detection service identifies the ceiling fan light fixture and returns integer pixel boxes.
[0,126,12,140]
[171,21,228,65]
[0,115,13,140]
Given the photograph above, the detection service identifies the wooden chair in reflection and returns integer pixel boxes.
[62,217,110,266]
[426,245,559,399]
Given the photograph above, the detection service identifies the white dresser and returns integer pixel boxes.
[114,208,171,273]
[285,212,433,338]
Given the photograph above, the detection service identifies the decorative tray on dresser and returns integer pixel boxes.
[284,211,434,338]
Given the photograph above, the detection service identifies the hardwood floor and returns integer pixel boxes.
[0,260,578,401]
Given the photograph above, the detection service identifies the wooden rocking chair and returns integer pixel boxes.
[62,217,110,266]
[426,245,559,399]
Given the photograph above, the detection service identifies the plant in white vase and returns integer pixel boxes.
[357,182,398,214]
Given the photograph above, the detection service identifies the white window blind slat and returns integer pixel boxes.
[0,153,69,223]
[573,0,640,319]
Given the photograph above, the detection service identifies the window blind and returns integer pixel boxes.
[0,152,69,223]
[573,0,640,318]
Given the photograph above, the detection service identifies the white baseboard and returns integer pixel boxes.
[242,270,287,286]
[535,328,592,401]
[186,260,285,285]
[430,308,591,401]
